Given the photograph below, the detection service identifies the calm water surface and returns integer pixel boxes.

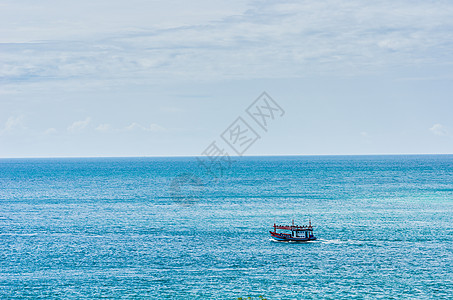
[0,155,452,299]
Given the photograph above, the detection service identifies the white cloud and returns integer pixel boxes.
[1,0,453,87]
[125,122,165,132]
[0,116,26,135]
[95,123,111,132]
[0,0,250,43]
[429,123,450,136]
[148,124,165,132]
[43,127,57,135]
[67,117,91,133]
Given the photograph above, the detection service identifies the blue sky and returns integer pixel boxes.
[1,0,453,157]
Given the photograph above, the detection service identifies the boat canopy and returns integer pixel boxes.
[273,224,313,231]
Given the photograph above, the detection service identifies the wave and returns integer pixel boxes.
[0,233,38,236]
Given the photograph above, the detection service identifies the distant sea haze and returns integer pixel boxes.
[1,155,452,298]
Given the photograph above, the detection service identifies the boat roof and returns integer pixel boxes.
[274,224,313,231]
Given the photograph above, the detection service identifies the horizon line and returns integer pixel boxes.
[0,153,452,159]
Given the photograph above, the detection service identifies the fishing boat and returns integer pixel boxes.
[270,219,316,242]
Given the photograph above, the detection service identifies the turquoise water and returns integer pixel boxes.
[0,155,452,299]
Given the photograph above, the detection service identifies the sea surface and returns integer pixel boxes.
[0,155,452,299]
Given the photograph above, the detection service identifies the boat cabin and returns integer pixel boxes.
[269,219,316,242]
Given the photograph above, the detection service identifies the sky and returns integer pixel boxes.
[1,0,453,157]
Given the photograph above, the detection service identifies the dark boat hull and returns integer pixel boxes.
[269,231,316,242]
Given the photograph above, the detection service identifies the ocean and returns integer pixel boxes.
[0,155,452,299]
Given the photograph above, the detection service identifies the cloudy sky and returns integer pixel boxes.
[1,0,453,157]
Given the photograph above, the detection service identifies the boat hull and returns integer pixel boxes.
[269,231,316,242]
